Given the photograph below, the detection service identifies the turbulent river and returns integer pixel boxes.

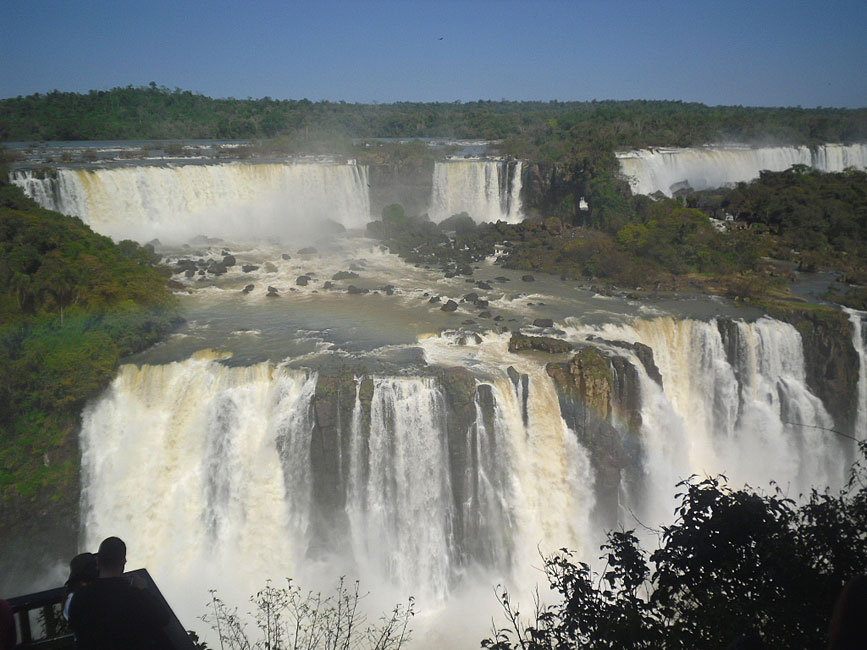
[12,151,867,648]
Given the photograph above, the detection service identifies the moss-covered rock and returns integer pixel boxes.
[508,332,573,354]
[547,347,628,528]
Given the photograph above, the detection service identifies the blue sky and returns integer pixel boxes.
[2,0,865,107]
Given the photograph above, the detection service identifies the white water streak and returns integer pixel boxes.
[845,308,867,441]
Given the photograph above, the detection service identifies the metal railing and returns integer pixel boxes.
[6,568,195,649]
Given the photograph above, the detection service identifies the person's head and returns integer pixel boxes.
[97,537,127,577]
[66,552,98,591]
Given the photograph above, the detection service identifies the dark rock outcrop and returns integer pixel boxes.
[306,369,365,555]
[441,300,458,312]
[546,347,628,528]
[332,271,360,281]
[296,275,310,286]
[507,366,530,426]
[207,260,227,275]
[509,332,572,354]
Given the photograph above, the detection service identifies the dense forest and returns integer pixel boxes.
[2,84,867,156]
[484,444,867,650]
[0,176,178,506]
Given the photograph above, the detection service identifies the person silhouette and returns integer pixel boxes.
[68,537,170,649]
[63,552,98,620]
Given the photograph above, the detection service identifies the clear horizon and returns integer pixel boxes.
[1,0,865,108]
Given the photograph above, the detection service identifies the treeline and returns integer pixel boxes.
[2,84,866,154]
[721,166,867,260]
[0,178,178,502]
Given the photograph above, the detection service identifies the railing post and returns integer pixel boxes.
[18,607,32,643]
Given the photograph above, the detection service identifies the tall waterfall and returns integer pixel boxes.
[77,315,858,645]
[10,162,371,242]
[79,356,593,637]
[846,308,867,440]
[617,143,867,196]
[564,316,848,528]
[429,160,523,224]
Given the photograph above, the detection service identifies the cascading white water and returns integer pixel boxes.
[429,160,523,224]
[617,143,867,196]
[346,376,455,600]
[79,354,593,642]
[10,162,371,242]
[845,308,867,441]
[79,354,317,624]
[570,316,846,529]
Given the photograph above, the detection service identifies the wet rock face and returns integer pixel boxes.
[719,312,859,434]
[506,366,530,427]
[308,369,366,554]
[633,342,663,387]
[546,347,628,529]
[436,366,487,565]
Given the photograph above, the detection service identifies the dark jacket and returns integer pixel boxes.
[68,577,171,650]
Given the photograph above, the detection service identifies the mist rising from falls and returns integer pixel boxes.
[617,143,867,196]
[429,160,523,224]
[11,162,371,242]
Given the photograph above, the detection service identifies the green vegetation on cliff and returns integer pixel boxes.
[0,178,178,503]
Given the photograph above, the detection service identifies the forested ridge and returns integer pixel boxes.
[2,84,867,153]
[0,165,178,507]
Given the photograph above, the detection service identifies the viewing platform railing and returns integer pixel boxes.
[6,568,195,649]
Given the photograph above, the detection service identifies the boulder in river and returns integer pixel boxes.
[441,300,459,312]
[509,332,572,354]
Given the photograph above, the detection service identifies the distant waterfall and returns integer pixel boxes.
[429,160,523,224]
[617,143,867,196]
[10,162,371,242]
